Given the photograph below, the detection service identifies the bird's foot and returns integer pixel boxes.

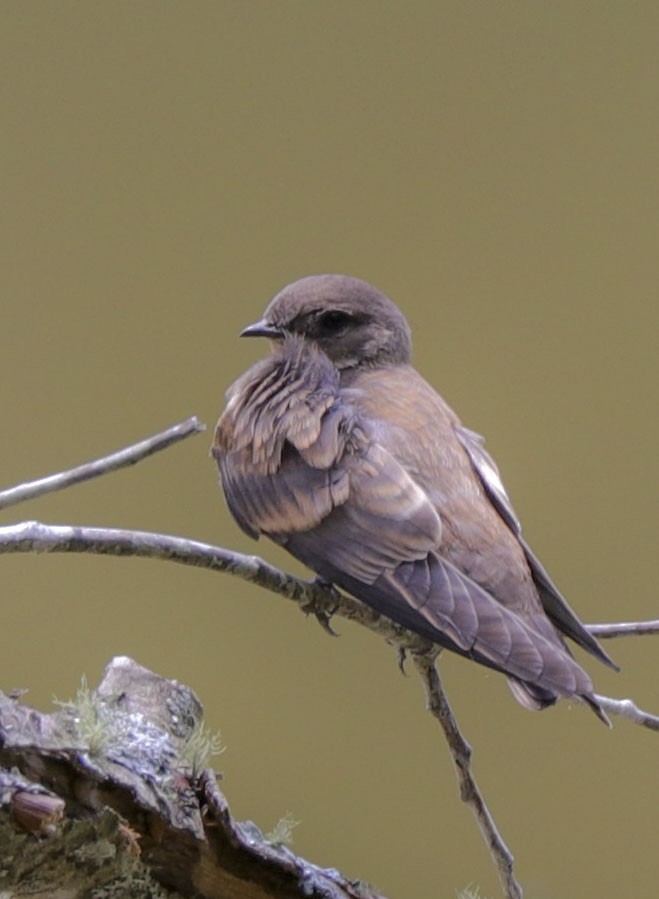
[301,577,341,637]
[390,638,441,675]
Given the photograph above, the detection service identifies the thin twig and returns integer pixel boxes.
[0,417,205,512]
[412,653,523,899]
[587,620,659,638]
[593,695,659,731]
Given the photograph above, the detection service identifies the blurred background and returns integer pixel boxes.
[1,4,657,897]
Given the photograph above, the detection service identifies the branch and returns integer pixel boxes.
[587,620,659,638]
[413,653,523,899]
[0,520,526,897]
[2,420,658,899]
[593,695,659,731]
[0,520,430,651]
[0,417,205,511]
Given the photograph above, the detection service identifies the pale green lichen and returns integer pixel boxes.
[54,675,113,755]
[457,886,490,899]
[180,719,225,778]
[265,811,300,846]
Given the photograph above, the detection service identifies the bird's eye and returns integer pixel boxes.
[318,310,353,333]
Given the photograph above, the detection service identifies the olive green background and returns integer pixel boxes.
[2,4,657,897]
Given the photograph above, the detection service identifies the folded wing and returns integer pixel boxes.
[214,339,604,706]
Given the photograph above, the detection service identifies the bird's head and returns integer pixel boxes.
[241,274,412,369]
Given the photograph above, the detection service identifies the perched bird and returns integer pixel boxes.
[213,274,617,721]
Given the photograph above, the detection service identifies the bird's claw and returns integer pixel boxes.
[390,639,440,675]
[301,578,341,637]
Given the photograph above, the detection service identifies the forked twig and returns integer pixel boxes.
[1,418,657,899]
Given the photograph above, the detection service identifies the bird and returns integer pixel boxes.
[212,274,617,721]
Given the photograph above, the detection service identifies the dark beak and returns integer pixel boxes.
[240,319,285,339]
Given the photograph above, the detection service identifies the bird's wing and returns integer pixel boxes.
[280,425,597,699]
[454,424,617,670]
[217,385,444,576]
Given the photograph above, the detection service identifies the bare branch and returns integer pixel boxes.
[0,520,429,651]
[593,695,659,731]
[412,653,523,899]
[587,620,659,638]
[0,417,205,512]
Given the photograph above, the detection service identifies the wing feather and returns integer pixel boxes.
[455,424,617,670]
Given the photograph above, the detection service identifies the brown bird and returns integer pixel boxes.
[213,274,617,721]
